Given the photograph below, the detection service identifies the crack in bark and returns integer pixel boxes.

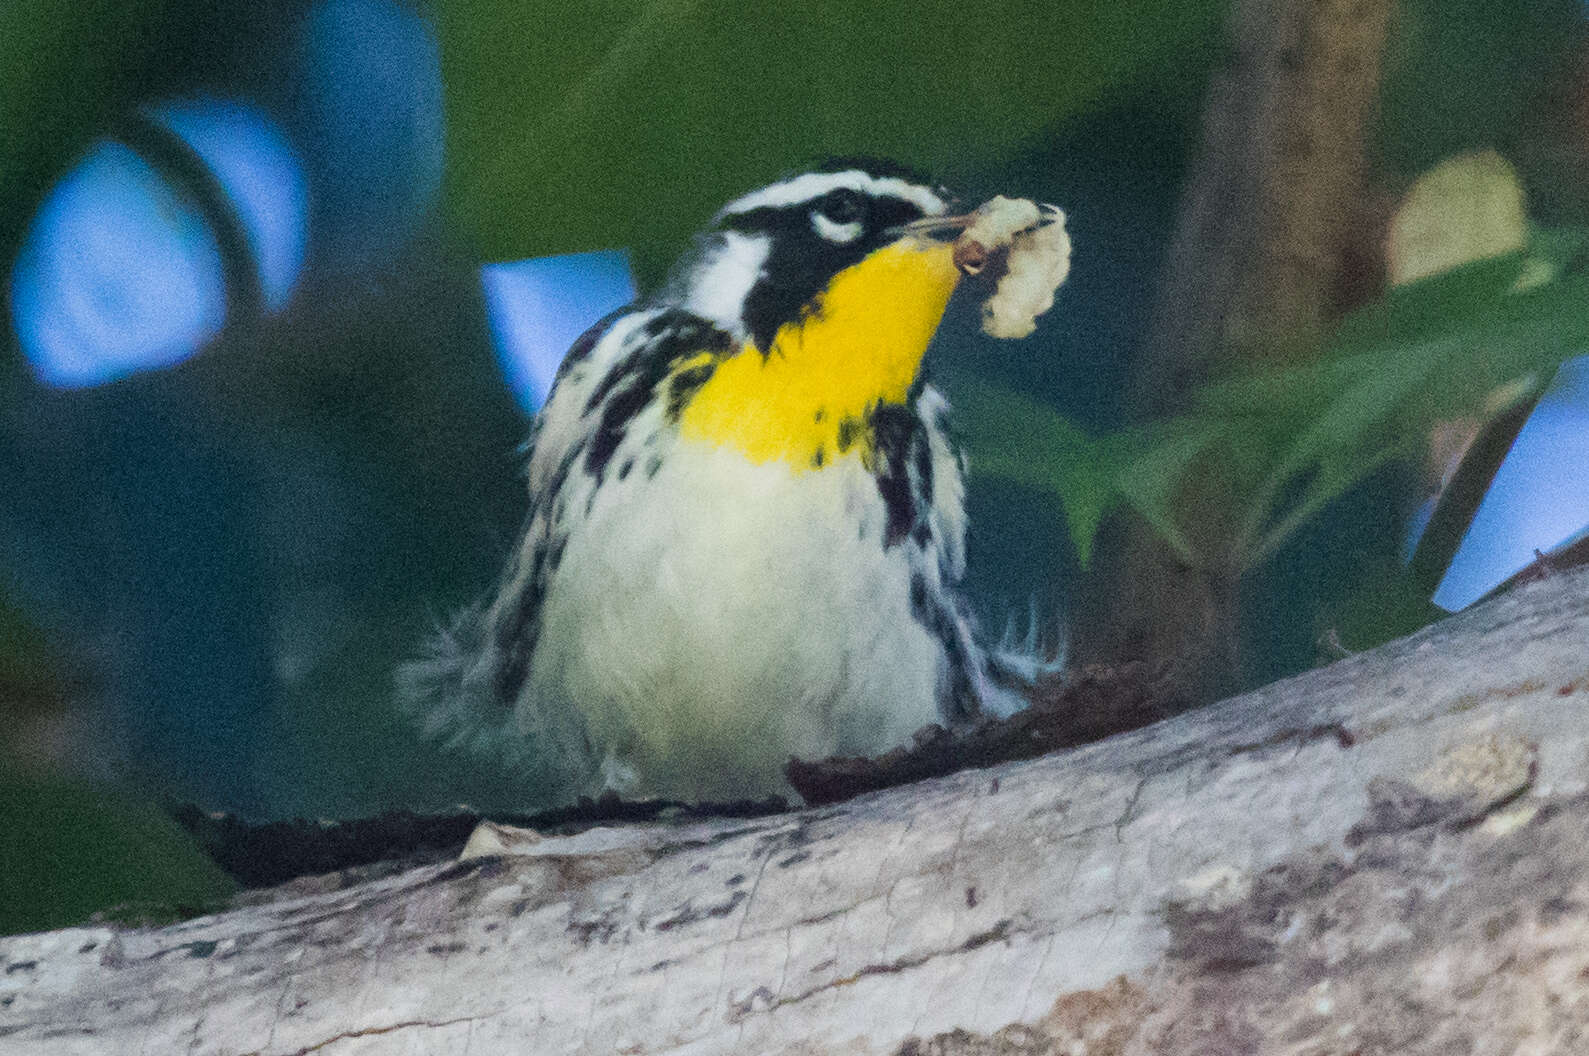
[1113,778,1149,842]
[732,918,1023,1021]
[246,1013,483,1056]
[1225,721,1356,757]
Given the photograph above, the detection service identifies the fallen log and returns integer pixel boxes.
[6,567,1589,1055]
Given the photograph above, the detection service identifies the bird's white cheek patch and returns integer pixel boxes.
[812,213,863,243]
[684,232,771,335]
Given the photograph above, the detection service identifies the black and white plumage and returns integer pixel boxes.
[403,161,1040,803]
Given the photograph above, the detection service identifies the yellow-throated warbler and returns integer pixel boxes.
[403,160,1068,803]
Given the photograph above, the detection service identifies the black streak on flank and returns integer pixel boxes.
[490,439,585,709]
[909,571,980,723]
[666,358,717,421]
[812,447,826,468]
[584,311,732,483]
[836,416,864,453]
[869,403,921,548]
[912,423,935,508]
[492,527,568,708]
[586,368,664,479]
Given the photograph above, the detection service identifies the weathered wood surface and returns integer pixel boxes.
[6,568,1589,1055]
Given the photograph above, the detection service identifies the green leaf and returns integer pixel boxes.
[952,225,1589,579]
[441,0,1226,280]
[1112,419,1224,565]
[1245,438,1412,569]
[947,377,1126,568]
[0,772,235,935]
[1213,240,1589,561]
[1328,564,1447,655]
[1332,253,1529,345]
[1515,223,1589,289]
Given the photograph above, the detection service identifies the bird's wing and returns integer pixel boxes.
[911,383,1062,718]
[913,384,969,582]
[401,306,743,798]
[396,308,652,791]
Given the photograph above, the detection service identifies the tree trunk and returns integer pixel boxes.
[6,567,1589,1055]
[1073,0,1396,703]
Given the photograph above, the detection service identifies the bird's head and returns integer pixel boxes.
[662,160,973,469]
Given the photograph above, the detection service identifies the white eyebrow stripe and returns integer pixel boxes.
[716,171,948,220]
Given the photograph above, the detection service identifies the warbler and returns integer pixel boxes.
[403,160,1063,804]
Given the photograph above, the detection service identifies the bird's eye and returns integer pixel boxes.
[817,189,864,225]
[810,190,866,243]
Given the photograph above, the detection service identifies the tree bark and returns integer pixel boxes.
[1073,0,1396,702]
[6,566,1589,1055]
[1140,0,1394,401]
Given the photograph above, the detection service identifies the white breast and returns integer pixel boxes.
[525,441,945,801]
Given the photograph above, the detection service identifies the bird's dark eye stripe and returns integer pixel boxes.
[720,206,780,232]
[868,196,928,229]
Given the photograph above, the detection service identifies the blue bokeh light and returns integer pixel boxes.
[482,250,638,413]
[11,100,306,389]
[152,99,308,312]
[10,142,229,388]
[297,0,444,267]
[1435,355,1589,610]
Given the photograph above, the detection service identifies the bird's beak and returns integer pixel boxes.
[891,213,977,243]
[891,212,994,276]
[889,211,985,279]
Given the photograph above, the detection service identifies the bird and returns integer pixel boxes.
[402,159,1063,805]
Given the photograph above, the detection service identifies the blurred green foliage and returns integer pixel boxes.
[0,1,170,258]
[0,597,66,716]
[0,768,235,935]
[961,225,1589,634]
[0,603,232,934]
[1380,0,1582,182]
[441,0,1226,282]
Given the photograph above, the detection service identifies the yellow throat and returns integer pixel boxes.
[677,239,960,468]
